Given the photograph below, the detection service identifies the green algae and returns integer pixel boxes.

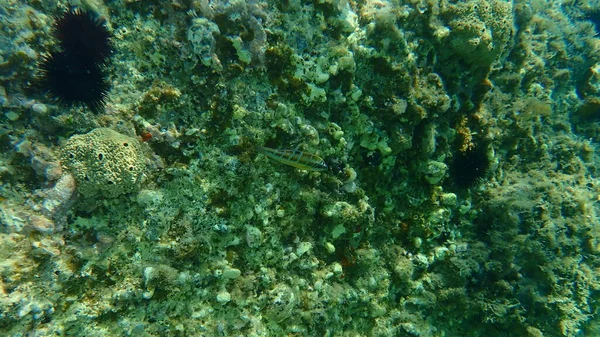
[1,0,600,336]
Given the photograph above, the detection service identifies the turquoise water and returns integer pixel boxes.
[1,1,600,336]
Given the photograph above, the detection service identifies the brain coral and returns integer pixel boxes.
[60,128,145,198]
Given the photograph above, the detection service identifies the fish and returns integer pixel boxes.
[256,146,328,172]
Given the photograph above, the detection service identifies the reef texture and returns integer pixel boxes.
[1,0,600,336]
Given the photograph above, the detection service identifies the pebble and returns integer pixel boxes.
[32,103,48,114]
[296,242,313,256]
[332,262,343,275]
[223,268,241,279]
[245,226,262,248]
[440,192,457,206]
[5,111,19,121]
[216,290,231,304]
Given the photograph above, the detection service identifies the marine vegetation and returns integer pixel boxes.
[0,1,600,336]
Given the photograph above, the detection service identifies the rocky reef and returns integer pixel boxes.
[1,0,600,336]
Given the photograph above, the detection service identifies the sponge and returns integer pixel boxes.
[60,128,145,198]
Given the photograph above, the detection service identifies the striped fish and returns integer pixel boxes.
[256,146,328,172]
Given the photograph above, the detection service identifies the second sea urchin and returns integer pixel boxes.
[449,144,491,188]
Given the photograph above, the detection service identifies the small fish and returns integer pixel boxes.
[256,146,328,172]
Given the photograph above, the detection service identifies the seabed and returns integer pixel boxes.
[1,1,600,336]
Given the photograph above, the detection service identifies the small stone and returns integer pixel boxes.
[377,140,392,156]
[44,163,63,181]
[332,262,343,275]
[42,173,76,218]
[216,290,231,304]
[31,238,60,257]
[27,214,55,235]
[276,207,285,217]
[342,181,357,193]
[5,111,19,121]
[440,193,457,206]
[350,87,362,101]
[137,189,164,206]
[32,103,48,114]
[413,237,423,248]
[331,224,346,239]
[143,267,155,285]
[223,268,241,279]
[245,226,262,248]
[296,242,313,257]
[423,160,447,185]
[433,247,450,260]
[265,284,296,322]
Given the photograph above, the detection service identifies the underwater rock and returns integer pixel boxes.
[440,0,514,66]
[26,143,63,182]
[41,172,76,221]
[264,283,296,322]
[423,160,447,185]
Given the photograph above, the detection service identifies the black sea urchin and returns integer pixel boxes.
[54,8,112,66]
[39,52,110,113]
[38,8,112,113]
[449,144,491,188]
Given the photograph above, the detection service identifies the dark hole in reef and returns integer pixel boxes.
[69,153,74,158]
[123,142,128,147]
[361,149,382,167]
[586,10,600,35]
[98,153,103,160]
[107,180,114,185]
[129,166,134,171]
[84,175,90,181]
